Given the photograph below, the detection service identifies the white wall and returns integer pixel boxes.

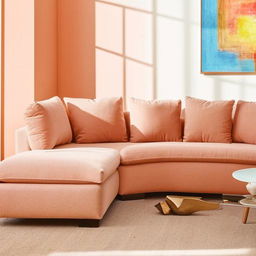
[95,0,256,103]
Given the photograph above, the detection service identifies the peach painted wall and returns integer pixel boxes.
[0,0,2,159]
[58,0,95,98]
[3,0,95,157]
[35,0,58,101]
[3,0,58,158]
[4,0,35,158]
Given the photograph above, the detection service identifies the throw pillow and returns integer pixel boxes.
[128,97,182,142]
[25,96,72,149]
[184,96,234,143]
[64,97,127,143]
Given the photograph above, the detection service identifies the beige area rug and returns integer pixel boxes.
[0,197,256,256]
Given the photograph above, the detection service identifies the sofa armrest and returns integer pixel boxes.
[15,127,31,153]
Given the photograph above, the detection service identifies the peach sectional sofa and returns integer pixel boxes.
[0,96,254,227]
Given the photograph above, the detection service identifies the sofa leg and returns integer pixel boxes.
[78,219,100,228]
[118,193,145,201]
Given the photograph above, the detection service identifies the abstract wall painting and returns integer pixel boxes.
[202,0,256,74]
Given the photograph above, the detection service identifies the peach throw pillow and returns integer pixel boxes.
[184,97,234,143]
[25,96,72,150]
[233,100,256,144]
[64,97,127,143]
[128,98,182,142]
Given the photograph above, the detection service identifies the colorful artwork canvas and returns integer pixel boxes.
[202,0,256,74]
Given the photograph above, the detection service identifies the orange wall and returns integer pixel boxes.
[2,0,95,157]
[4,0,35,158]
[3,0,58,158]
[58,0,95,98]
[35,0,58,101]
[0,0,3,159]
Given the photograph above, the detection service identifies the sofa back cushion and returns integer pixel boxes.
[64,97,128,143]
[124,111,131,139]
[184,97,234,143]
[128,98,182,142]
[25,96,72,150]
[233,100,256,144]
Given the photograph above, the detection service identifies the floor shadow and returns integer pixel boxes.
[1,218,81,227]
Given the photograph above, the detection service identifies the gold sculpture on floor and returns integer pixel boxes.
[155,196,220,215]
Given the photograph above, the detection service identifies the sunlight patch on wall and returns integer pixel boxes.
[96,49,124,98]
[157,16,185,100]
[157,0,185,19]
[96,2,123,54]
[126,59,153,100]
[101,0,152,12]
[125,9,153,64]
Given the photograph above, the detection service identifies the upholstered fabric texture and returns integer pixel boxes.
[24,96,72,150]
[118,162,248,195]
[233,100,256,144]
[0,172,119,219]
[64,97,128,143]
[184,97,234,143]
[120,142,256,165]
[55,142,133,152]
[0,148,120,184]
[128,98,182,142]
[15,127,31,153]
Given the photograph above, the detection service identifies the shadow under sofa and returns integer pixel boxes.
[0,126,252,227]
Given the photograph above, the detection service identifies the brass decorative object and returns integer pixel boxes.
[155,196,220,215]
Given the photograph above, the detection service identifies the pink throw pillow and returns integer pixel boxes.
[128,98,182,142]
[25,96,72,150]
[184,97,234,143]
[233,100,256,144]
[64,97,128,143]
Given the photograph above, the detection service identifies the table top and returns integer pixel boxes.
[232,168,256,183]
[240,197,256,208]
[222,196,256,208]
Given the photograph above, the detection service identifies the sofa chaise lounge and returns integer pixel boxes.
[0,96,254,227]
[0,125,252,226]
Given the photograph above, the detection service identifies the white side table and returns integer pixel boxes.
[233,168,256,224]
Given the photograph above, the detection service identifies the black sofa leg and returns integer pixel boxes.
[118,193,145,201]
[78,219,101,228]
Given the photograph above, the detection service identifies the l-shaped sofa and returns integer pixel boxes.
[0,96,254,227]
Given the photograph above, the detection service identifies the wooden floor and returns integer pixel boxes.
[0,197,256,256]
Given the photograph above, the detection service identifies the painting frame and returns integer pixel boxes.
[201,0,256,75]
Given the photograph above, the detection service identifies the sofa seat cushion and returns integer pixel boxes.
[54,142,134,152]
[0,148,120,184]
[120,142,256,165]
